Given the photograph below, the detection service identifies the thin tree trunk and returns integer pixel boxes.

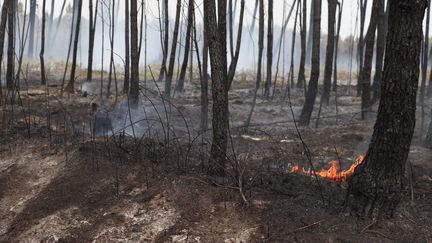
[27,0,36,58]
[164,0,182,98]
[87,0,99,83]
[227,0,245,89]
[107,0,116,97]
[420,0,431,137]
[201,15,209,132]
[158,0,169,82]
[0,0,10,96]
[176,0,194,93]
[264,0,273,99]
[347,0,427,219]
[332,0,344,92]
[372,2,388,102]
[297,0,307,89]
[360,0,381,120]
[65,0,83,93]
[298,0,321,126]
[357,0,368,96]
[40,0,47,85]
[130,0,139,107]
[245,0,264,128]
[123,0,130,93]
[6,0,14,90]
[320,0,337,106]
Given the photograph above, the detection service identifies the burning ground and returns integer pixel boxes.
[1,79,432,242]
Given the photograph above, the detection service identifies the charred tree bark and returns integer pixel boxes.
[176,0,194,93]
[0,0,9,96]
[87,0,99,83]
[27,0,36,58]
[6,0,14,90]
[425,110,432,148]
[65,0,83,93]
[320,0,337,106]
[164,0,181,98]
[360,0,381,120]
[227,0,245,89]
[123,0,130,93]
[40,0,47,85]
[332,0,344,92]
[201,18,209,132]
[297,0,307,89]
[204,0,229,175]
[298,0,321,126]
[372,2,388,102]
[158,0,169,82]
[264,0,273,99]
[130,0,139,107]
[357,0,368,96]
[347,0,427,219]
[245,0,264,128]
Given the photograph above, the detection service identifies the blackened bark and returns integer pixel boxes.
[425,110,432,148]
[176,0,194,93]
[227,0,245,89]
[204,0,229,175]
[6,0,14,90]
[87,0,99,83]
[245,0,264,128]
[332,0,343,92]
[357,0,368,96]
[40,0,47,85]
[297,0,307,89]
[130,0,140,107]
[201,20,209,132]
[0,0,9,96]
[65,0,83,93]
[124,0,130,93]
[347,0,427,219]
[320,0,337,106]
[264,0,273,99]
[372,1,388,102]
[298,0,321,126]
[158,0,169,82]
[361,0,381,119]
[164,0,182,98]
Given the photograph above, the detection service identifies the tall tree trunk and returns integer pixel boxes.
[360,0,381,120]
[87,0,99,83]
[164,0,182,98]
[357,0,368,96]
[65,0,83,93]
[6,0,14,90]
[40,0,47,85]
[297,0,307,89]
[130,0,139,107]
[201,16,209,132]
[420,0,431,137]
[425,109,432,148]
[204,0,228,175]
[245,0,264,128]
[158,0,169,82]
[298,0,321,126]
[347,0,427,219]
[332,0,344,92]
[264,0,273,98]
[320,0,337,106]
[107,0,116,97]
[305,0,314,64]
[123,0,130,93]
[372,1,388,102]
[0,0,10,96]
[27,0,36,58]
[176,0,194,93]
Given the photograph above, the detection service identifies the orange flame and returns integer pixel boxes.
[291,154,365,182]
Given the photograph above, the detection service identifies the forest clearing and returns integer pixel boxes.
[1,0,432,242]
